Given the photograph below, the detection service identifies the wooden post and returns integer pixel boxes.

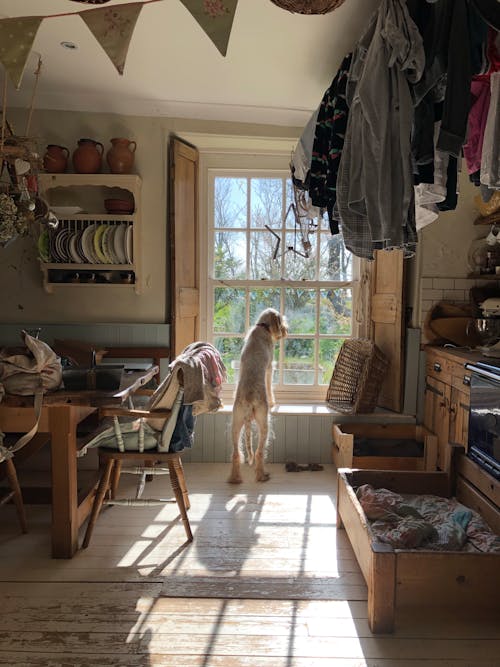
[368,543,396,633]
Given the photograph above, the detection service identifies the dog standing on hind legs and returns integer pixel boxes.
[229,308,288,484]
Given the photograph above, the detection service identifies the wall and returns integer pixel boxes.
[412,171,499,335]
[0,108,300,324]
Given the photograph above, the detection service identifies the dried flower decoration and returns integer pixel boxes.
[0,193,31,247]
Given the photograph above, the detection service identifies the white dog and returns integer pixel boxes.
[229,308,288,484]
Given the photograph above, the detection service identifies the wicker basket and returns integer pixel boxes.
[326,339,389,414]
[269,0,347,14]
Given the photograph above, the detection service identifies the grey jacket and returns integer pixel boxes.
[337,0,424,259]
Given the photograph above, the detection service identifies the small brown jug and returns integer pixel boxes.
[106,137,136,174]
[43,144,69,173]
[72,138,104,174]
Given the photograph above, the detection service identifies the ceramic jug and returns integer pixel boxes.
[72,138,104,174]
[106,137,136,174]
[43,144,69,173]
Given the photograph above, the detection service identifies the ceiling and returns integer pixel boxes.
[0,0,381,127]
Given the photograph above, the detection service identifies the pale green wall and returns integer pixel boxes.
[0,108,301,324]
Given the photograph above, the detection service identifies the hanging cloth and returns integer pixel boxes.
[308,52,352,235]
[336,0,424,259]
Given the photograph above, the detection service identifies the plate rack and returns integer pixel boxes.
[37,173,141,293]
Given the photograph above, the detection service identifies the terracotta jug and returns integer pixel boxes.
[43,144,69,173]
[72,138,104,174]
[106,137,136,174]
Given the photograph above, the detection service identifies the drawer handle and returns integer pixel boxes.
[433,363,442,372]
[463,375,471,386]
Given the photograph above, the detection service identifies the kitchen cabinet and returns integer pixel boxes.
[37,173,141,293]
[424,347,473,471]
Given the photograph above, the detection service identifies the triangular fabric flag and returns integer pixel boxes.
[179,0,239,56]
[79,3,143,75]
[0,16,43,89]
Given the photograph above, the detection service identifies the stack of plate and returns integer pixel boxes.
[46,223,133,265]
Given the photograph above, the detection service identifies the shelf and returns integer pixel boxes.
[50,213,135,221]
[38,173,141,190]
[38,173,142,294]
[42,262,134,270]
[467,273,500,280]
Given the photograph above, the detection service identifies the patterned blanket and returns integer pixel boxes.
[355,484,500,552]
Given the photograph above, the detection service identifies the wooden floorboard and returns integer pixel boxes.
[1,462,499,666]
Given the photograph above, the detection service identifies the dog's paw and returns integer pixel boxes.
[255,470,270,482]
[228,474,243,484]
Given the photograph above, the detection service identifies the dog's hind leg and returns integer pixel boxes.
[254,405,270,482]
[228,409,244,484]
[244,420,254,466]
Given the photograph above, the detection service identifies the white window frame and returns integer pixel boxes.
[194,136,360,404]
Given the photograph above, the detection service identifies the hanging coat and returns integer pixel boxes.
[336,0,424,259]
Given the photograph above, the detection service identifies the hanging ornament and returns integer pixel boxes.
[269,0,347,15]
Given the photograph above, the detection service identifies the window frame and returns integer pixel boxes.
[197,147,361,404]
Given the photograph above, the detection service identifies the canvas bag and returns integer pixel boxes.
[0,331,62,452]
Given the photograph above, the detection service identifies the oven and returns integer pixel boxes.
[464,360,500,480]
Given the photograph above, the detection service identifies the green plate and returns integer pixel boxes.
[38,229,50,262]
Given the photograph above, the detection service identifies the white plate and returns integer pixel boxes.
[125,225,133,264]
[51,206,84,217]
[81,225,98,263]
[68,232,83,263]
[113,224,127,264]
[101,225,114,263]
[105,225,120,263]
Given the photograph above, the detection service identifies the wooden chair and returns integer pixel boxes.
[1,429,50,534]
[82,389,193,548]
[0,445,27,533]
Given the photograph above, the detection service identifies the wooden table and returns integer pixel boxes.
[0,366,159,558]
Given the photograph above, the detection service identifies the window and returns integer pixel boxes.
[204,168,359,402]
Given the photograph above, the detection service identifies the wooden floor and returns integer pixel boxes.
[1,463,499,666]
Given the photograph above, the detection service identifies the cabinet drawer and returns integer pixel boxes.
[426,356,454,384]
[450,368,472,393]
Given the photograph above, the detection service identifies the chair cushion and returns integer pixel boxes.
[86,418,159,451]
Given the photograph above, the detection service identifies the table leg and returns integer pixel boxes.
[49,405,79,558]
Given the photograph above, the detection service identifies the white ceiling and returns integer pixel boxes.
[0,0,381,127]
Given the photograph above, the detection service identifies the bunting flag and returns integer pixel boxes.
[0,16,43,88]
[79,2,144,75]
[179,0,238,56]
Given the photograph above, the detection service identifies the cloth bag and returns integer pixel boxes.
[0,331,62,452]
[0,331,62,395]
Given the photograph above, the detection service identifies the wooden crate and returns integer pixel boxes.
[332,423,438,471]
[336,455,500,633]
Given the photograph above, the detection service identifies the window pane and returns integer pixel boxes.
[250,178,283,229]
[319,339,346,385]
[249,231,280,280]
[284,338,315,385]
[249,289,281,324]
[319,288,352,335]
[214,337,244,384]
[319,233,352,281]
[284,232,317,280]
[284,288,315,334]
[214,177,247,228]
[214,231,246,279]
[214,288,246,333]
